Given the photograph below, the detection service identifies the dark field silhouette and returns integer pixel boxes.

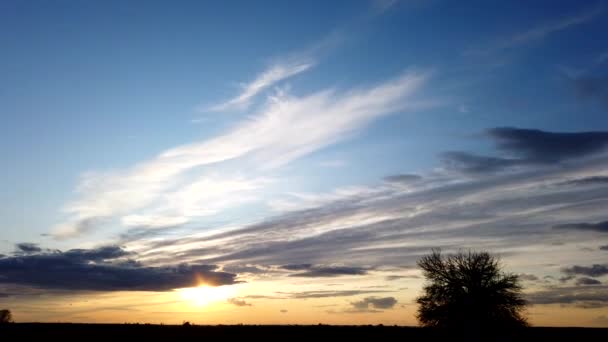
[1,323,607,341]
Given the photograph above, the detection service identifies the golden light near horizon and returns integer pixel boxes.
[178,285,238,307]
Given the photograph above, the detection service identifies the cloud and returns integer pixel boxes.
[63,245,133,261]
[350,296,397,311]
[557,176,608,187]
[518,273,539,282]
[553,221,608,233]
[53,70,431,238]
[488,127,608,163]
[210,61,314,111]
[443,127,608,174]
[385,275,420,281]
[133,150,608,269]
[281,264,313,271]
[440,151,518,175]
[562,264,608,277]
[15,243,42,254]
[383,174,422,184]
[222,265,269,275]
[527,285,608,308]
[110,124,608,305]
[0,245,237,292]
[284,265,369,277]
[230,290,392,300]
[576,277,602,286]
[280,290,391,299]
[227,298,252,307]
[465,6,602,55]
[268,185,389,213]
[572,76,608,108]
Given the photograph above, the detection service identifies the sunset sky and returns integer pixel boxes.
[1,0,608,327]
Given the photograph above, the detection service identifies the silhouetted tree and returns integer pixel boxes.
[0,309,12,324]
[416,249,528,329]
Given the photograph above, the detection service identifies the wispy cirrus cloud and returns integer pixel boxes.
[465,6,603,56]
[553,221,608,233]
[280,290,391,299]
[209,61,314,112]
[284,265,370,278]
[527,285,608,308]
[21,127,608,310]
[52,70,432,239]
[128,128,608,273]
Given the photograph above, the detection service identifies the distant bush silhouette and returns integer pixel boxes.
[416,249,528,329]
[0,309,13,324]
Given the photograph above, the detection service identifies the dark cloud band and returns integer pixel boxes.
[0,245,237,292]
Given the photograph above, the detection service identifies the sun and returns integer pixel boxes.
[178,285,237,306]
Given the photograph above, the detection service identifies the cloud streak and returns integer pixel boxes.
[576,277,602,286]
[563,264,608,277]
[280,290,391,299]
[442,127,608,175]
[52,70,431,238]
[553,221,608,233]
[351,296,397,310]
[465,6,602,55]
[210,61,314,111]
[227,298,253,307]
[527,285,608,308]
[126,127,608,273]
[282,264,370,277]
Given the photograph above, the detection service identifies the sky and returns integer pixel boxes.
[1,0,608,327]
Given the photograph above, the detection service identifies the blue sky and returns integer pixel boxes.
[1,0,608,326]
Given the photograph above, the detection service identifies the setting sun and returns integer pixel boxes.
[178,285,238,307]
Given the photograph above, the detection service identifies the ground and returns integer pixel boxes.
[1,324,607,341]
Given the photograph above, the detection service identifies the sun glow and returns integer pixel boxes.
[178,285,237,306]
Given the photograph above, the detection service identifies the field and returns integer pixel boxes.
[1,324,607,340]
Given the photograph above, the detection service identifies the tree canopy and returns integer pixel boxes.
[416,249,528,329]
[0,309,12,324]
